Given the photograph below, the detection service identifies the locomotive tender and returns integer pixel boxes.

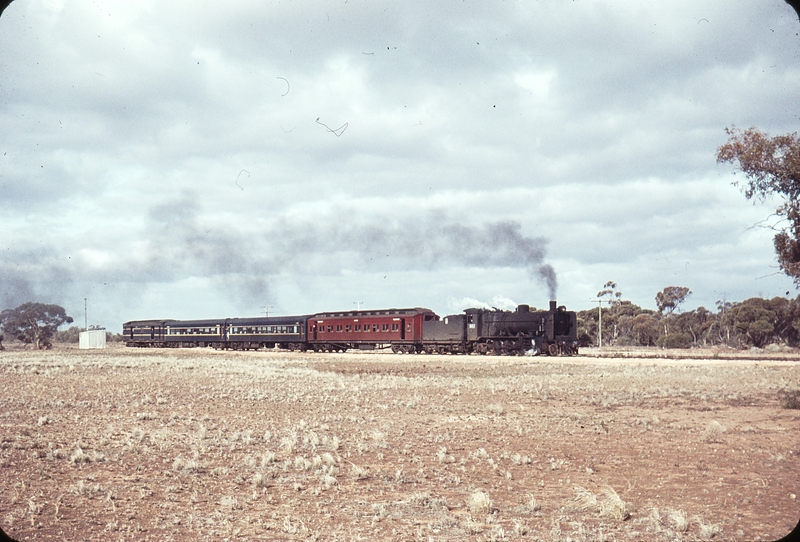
[123,300,577,356]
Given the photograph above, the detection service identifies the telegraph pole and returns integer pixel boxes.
[84,298,88,331]
[590,299,605,348]
[353,301,363,311]
[261,306,270,317]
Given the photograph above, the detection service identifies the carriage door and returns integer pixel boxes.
[466,311,479,342]
[400,319,406,340]
[150,326,155,339]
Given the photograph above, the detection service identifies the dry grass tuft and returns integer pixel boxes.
[598,486,630,520]
[69,448,89,465]
[348,461,369,480]
[526,494,542,512]
[219,495,239,510]
[695,515,721,539]
[251,473,270,488]
[467,490,493,515]
[669,509,689,532]
[570,485,598,511]
[260,451,276,466]
[700,420,727,442]
[486,403,505,415]
[511,453,531,465]
[570,485,630,520]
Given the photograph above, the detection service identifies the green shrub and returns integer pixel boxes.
[656,333,693,349]
[53,325,82,344]
[106,332,125,343]
[779,389,800,410]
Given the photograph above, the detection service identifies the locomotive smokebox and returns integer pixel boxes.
[517,304,529,313]
[550,300,557,312]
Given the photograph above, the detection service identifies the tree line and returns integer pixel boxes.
[577,284,800,349]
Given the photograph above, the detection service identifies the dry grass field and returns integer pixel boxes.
[1,345,798,541]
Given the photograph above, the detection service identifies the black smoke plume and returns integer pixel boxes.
[137,193,558,301]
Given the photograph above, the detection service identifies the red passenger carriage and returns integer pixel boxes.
[308,307,437,353]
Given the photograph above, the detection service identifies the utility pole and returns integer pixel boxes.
[590,299,605,348]
[84,298,88,331]
[261,306,270,317]
[353,301,363,311]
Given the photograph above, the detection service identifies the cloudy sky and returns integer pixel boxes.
[1,0,799,330]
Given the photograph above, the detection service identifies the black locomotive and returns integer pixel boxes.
[421,301,577,355]
[123,300,578,356]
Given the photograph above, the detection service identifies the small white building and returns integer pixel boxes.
[79,329,107,349]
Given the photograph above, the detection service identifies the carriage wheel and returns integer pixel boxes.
[548,343,559,356]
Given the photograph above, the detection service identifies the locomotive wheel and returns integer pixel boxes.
[548,344,559,356]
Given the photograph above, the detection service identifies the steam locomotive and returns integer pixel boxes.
[123,300,578,356]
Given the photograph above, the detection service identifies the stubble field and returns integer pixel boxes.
[1,345,798,541]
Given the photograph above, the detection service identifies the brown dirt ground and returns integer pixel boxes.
[1,345,798,541]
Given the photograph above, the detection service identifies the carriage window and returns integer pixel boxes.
[382,324,389,331]
[336,325,343,332]
[345,325,352,332]
[355,324,361,331]
[327,326,333,333]
[391,323,399,331]
[372,324,379,332]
